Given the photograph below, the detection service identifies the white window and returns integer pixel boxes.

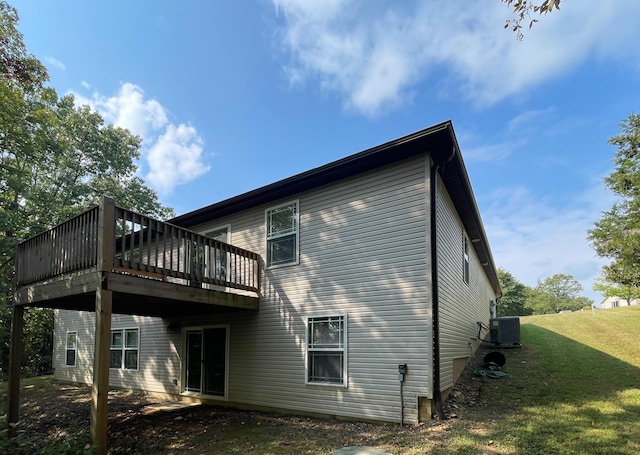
[463,235,470,284]
[306,315,347,386]
[110,328,139,370]
[65,331,77,367]
[205,226,229,243]
[266,201,299,267]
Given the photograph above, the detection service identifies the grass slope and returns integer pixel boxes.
[448,306,640,455]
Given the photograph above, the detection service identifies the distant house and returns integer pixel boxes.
[600,296,639,309]
[10,121,501,451]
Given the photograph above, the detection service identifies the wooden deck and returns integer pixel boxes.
[9,196,264,454]
[13,196,262,315]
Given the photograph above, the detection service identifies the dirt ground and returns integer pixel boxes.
[3,342,513,454]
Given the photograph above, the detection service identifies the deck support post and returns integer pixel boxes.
[91,288,112,455]
[7,304,25,434]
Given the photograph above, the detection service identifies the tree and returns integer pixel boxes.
[593,274,640,306]
[501,0,561,40]
[497,268,532,316]
[0,1,174,377]
[588,114,640,292]
[524,273,592,314]
[0,1,47,87]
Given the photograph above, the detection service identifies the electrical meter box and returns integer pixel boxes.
[489,316,521,345]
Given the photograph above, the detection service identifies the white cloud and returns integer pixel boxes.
[483,182,615,305]
[271,0,640,116]
[463,141,522,162]
[460,112,615,303]
[146,124,209,194]
[84,82,168,142]
[507,108,557,135]
[70,83,207,195]
[460,108,588,163]
[44,57,66,71]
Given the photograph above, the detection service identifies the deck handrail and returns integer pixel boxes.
[14,196,261,293]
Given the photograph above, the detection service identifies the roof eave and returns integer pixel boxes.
[170,121,453,226]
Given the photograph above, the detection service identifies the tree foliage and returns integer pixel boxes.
[497,268,532,316]
[501,0,561,40]
[0,1,174,377]
[588,114,640,295]
[497,269,592,315]
[524,273,591,314]
[593,274,640,307]
[0,1,47,87]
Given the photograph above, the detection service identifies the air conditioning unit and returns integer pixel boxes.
[489,316,521,345]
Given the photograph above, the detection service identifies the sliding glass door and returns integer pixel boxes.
[184,327,227,397]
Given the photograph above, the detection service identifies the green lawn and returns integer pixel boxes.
[440,306,640,455]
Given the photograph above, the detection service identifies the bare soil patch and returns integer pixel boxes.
[2,342,521,454]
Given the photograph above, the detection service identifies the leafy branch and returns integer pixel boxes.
[502,0,561,40]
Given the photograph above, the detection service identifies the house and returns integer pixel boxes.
[9,120,501,452]
[600,296,639,309]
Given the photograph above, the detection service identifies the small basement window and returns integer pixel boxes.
[65,331,77,367]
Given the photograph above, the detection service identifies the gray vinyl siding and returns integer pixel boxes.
[53,310,96,385]
[54,310,182,395]
[435,177,495,391]
[52,153,497,424]
[183,154,432,424]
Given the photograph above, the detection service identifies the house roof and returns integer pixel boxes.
[170,120,502,296]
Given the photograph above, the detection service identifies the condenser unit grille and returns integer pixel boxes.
[489,316,521,345]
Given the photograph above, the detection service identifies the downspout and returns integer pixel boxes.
[430,146,456,420]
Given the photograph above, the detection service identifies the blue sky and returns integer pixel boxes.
[10,0,640,304]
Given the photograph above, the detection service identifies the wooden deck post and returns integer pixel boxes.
[91,195,115,454]
[6,304,25,434]
[91,288,112,455]
[97,195,115,273]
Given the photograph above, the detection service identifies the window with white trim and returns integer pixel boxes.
[306,315,347,386]
[463,235,470,284]
[65,331,77,367]
[110,328,139,370]
[205,226,229,281]
[266,201,299,267]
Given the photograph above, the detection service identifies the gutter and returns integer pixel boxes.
[430,146,456,420]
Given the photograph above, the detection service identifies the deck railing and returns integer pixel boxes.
[15,207,100,286]
[14,197,261,293]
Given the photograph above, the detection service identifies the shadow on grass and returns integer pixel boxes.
[439,324,640,455]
